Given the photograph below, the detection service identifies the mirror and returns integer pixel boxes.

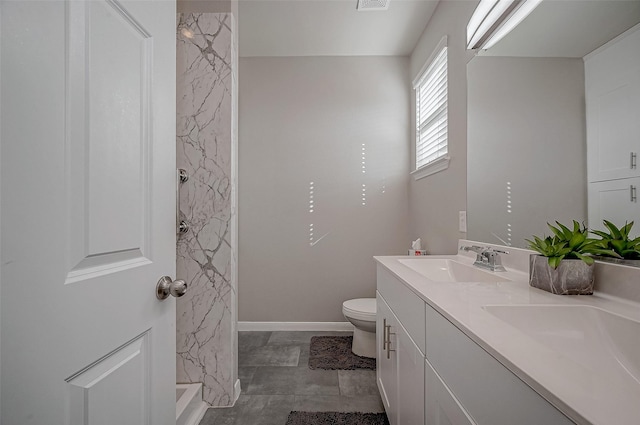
[466,0,640,249]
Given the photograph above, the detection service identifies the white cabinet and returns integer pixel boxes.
[377,294,425,425]
[586,70,640,183]
[586,25,640,228]
[376,294,398,423]
[396,318,425,425]
[376,266,425,425]
[425,359,476,425]
[425,304,574,425]
[586,25,640,184]
[588,177,640,236]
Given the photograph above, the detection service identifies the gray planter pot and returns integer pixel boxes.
[529,254,594,295]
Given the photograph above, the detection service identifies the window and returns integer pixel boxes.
[413,37,448,179]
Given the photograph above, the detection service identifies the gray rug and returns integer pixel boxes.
[285,411,389,425]
[308,336,376,370]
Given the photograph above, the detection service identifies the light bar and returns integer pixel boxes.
[467,0,543,50]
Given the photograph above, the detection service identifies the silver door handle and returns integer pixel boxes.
[382,318,387,350]
[631,185,637,203]
[631,152,637,169]
[386,326,395,359]
[177,168,190,235]
[156,276,188,300]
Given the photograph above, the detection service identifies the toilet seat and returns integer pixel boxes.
[342,298,376,322]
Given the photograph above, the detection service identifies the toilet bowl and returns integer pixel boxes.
[342,298,376,358]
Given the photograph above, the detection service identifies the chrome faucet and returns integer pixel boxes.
[460,245,509,272]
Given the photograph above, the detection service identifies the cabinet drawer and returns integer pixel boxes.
[425,304,574,425]
[425,358,477,425]
[377,265,426,353]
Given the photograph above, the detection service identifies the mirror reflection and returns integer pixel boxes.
[466,0,640,249]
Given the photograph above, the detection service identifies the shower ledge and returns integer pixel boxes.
[176,383,208,425]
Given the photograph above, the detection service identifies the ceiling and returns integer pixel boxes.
[484,0,640,57]
[238,0,440,57]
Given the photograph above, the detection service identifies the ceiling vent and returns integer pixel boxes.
[356,0,389,11]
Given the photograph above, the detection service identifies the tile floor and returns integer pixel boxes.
[198,331,386,425]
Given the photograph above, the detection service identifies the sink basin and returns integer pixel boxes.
[399,258,512,283]
[484,304,640,384]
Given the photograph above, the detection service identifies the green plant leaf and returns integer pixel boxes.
[548,256,563,269]
[556,221,573,240]
[611,239,626,253]
[574,253,595,265]
[530,220,602,265]
[591,229,610,239]
[573,220,581,233]
[548,223,564,239]
[569,232,585,249]
[603,220,622,240]
[621,221,634,238]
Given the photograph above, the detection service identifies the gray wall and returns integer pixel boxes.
[178,0,233,13]
[467,57,587,248]
[408,0,477,254]
[238,56,410,322]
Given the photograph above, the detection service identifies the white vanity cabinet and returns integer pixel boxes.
[424,304,574,425]
[376,262,575,425]
[376,267,425,425]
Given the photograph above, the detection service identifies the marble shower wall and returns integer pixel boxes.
[176,12,238,407]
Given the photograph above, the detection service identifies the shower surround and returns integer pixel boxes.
[176,12,238,407]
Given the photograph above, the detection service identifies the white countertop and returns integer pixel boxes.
[375,245,640,425]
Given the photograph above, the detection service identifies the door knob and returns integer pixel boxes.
[156,276,188,300]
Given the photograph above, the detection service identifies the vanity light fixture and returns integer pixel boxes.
[467,0,543,50]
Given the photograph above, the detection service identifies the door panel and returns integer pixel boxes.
[425,359,476,425]
[397,323,424,425]
[67,332,150,425]
[588,177,640,237]
[66,0,153,282]
[1,1,176,424]
[376,293,398,425]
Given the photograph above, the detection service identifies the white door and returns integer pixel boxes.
[1,0,177,424]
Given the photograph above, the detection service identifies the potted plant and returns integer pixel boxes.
[590,220,640,265]
[525,221,618,295]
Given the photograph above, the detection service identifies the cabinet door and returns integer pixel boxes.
[586,28,640,183]
[425,359,476,425]
[377,293,398,425]
[397,322,425,425]
[588,177,640,237]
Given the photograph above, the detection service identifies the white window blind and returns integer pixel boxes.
[414,44,448,170]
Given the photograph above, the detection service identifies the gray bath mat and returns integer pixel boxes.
[308,336,376,370]
[286,411,389,425]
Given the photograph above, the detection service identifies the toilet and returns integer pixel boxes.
[342,298,377,358]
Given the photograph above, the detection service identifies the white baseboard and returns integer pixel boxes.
[237,321,354,332]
